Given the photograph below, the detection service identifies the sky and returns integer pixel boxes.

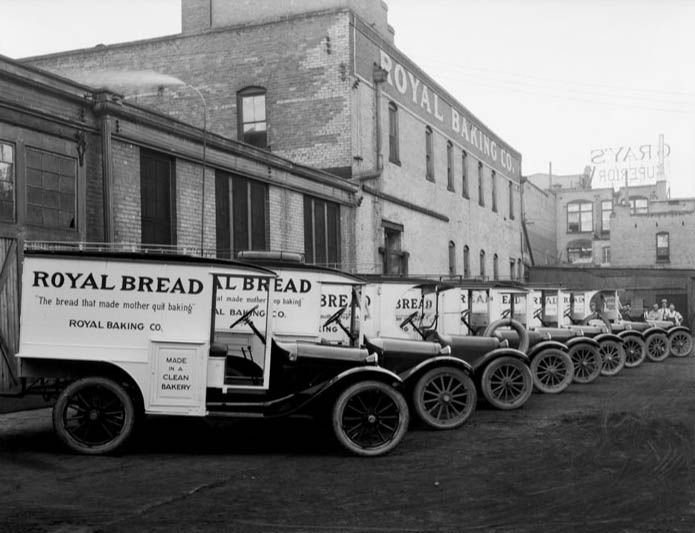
[2,0,695,196]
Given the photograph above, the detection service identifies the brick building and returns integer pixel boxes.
[0,54,356,390]
[524,171,695,327]
[25,0,526,278]
[525,171,669,267]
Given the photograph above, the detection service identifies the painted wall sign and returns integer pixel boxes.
[589,143,670,189]
[353,26,521,177]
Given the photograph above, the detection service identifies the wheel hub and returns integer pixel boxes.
[441,393,451,403]
[367,414,377,424]
[88,409,100,421]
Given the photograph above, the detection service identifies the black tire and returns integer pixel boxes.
[53,377,136,455]
[623,336,647,368]
[669,331,693,358]
[480,356,533,410]
[332,380,409,457]
[646,333,670,362]
[530,349,574,394]
[569,343,602,384]
[412,367,477,430]
[483,319,530,352]
[599,340,626,376]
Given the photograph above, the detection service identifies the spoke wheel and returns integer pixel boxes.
[669,331,693,358]
[530,349,574,394]
[569,343,602,384]
[481,356,533,410]
[599,340,626,376]
[623,336,646,368]
[646,333,670,362]
[332,380,409,457]
[412,367,477,429]
[53,377,135,455]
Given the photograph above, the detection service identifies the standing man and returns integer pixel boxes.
[659,299,669,320]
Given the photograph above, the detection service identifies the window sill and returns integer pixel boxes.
[447,187,455,193]
[389,158,401,166]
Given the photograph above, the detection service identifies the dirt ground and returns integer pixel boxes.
[2,356,695,532]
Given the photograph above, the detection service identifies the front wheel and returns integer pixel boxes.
[569,343,602,384]
[530,349,574,394]
[669,330,693,358]
[332,380,409,457]
[53,377,136,455]
[646,333,670,362]
[480,357,533,410]
[599,340,626,376]
[412,367,477,430]
[623,336,647,368]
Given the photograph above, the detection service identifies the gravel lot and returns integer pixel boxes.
[1,356,695,532]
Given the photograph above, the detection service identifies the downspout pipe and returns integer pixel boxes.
[93,90,115,242]
[354,63,388,183]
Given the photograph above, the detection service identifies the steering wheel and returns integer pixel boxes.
[323,305,347,328]
[230,304,259,329]
[399,311,419,329]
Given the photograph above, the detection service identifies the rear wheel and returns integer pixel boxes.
[412,367,477,430]
[530,349,574,394]
[623,336,647,368]
[599,340,626,376]
[568,343,602,384]
[646,333,670,362]
[669,331,693,358]
[480,357,533,410]
[332,380,409,457]
[53,377,136,455]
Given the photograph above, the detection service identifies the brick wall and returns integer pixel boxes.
[27,11,354,173]
[611,205,695,268]
[111,141,140,244]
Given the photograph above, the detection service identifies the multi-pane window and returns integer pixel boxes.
[517,258,523,280]
[601,246,611,264]
[508,180,514,219]
[478,162,484,206]
[461,151,469,198]
[238,87,267,148]
[448,240,456,275]
[567,242,592,263]
[493,253,499,280]
[656,232,669,262]
[388,102,400,164]
[382,223,408,275]
[463,245,470,278]
[491,170,497,212]
[304,196,341,268]
[567,201,593,233]
[0,141,15,223]
[215,171,267,258]
[26,147,76,229]
[425,127,434,181]
[479,249,486,278]
[601,200,613,233]
[141,149,175,245]
[630,197,648,215]
[446,142,454,191]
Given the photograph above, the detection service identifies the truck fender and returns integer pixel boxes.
[318,366,404,397]
[594,333,623,345]
[565,336,600,350]
[643,326,669,338]
[528,340,568,359]
[618,330,644,340]
[667,325,691,336]
[399,356,474,385]
[471,347,529,374]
